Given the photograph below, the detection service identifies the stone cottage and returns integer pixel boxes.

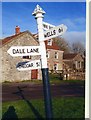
[0,26,42,82]
[0,26,64,82]
[63,53,85,80]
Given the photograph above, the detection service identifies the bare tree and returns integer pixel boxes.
[53,37,71,53]
[71,41,85,55]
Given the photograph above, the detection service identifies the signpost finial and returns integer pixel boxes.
[32,4,45,16]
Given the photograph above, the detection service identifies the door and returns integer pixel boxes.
[31,69,38,79]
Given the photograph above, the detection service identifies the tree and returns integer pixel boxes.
[71,41,85,55]
[53,37,71,53]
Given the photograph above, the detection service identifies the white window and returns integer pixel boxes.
[46,51,50,58]
[55,52,58,59]
[75,61,78,69]
[78,61,81,69]
[75,61,81,69]
[54,64,58,71]
[80,62,82,68]
[47,39,52,46]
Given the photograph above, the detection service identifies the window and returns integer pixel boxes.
[46,51,49,58]
[75,61,78,69]
[47,39,52,46]
[78,61,81,69]
[54,64,58,71]
[75,61,81,69]
[55,52,58,59]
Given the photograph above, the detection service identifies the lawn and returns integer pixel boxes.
[2,97,85,119]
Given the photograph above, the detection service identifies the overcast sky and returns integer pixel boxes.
[2,2,86,46]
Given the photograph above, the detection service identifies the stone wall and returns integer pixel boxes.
[0,32,42,82]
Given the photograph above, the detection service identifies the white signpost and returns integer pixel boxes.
[7,46,41,57]
[43,24,67,41]
[16,60,41,71]
[7,4,67,119]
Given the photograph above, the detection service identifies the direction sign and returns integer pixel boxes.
[43,24,67,41]
[16,60,41,71]
[43,21,55,31]
[7,46,41,57]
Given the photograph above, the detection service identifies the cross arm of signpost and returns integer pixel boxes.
[43,24,67,41]
[7,46,41,57]
[16,60,41,71]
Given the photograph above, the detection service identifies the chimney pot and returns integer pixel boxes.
[15,26,20,34]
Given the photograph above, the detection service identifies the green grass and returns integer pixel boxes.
[49,73,85,85]
[2,97,85,119]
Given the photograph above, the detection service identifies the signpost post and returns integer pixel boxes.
[32,5,53,119]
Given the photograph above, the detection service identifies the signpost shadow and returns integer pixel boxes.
[13,86,43,120]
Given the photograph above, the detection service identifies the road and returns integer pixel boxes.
[2,82,85,102]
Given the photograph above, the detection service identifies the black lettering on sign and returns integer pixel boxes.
[47,32,50,37]
[28,63,33,67]
[58,28,63,33]
[53,30,56,35]
[50,30,54,36]
[21,63,34,68]
[13,49,25,54]
[13,49,16,54]
[44,33,48,38]
[33,48,39,53]
[44,30,56,38]
[36,62,40,67]
[27,48,39,53]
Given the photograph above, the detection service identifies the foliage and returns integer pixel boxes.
[71,41,85,55]
[53,37,71,53]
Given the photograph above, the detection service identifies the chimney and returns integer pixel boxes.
[15,26,20,34]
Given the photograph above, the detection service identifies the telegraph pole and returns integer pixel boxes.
[32,5,53,119]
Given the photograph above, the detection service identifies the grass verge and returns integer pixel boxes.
[2,97,85,119]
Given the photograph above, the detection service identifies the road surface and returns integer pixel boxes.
[2,81,85,102]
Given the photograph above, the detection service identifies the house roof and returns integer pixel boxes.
[0,31,38,47]
[63,53,78,60]
[0,31,63,51]
[45,40,61,51]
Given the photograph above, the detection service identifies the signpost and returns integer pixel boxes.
[44,24,67,41]
[7,4,67,119]
[16,60,41,71]
[7,46,41,57]
[32,5,53,119]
